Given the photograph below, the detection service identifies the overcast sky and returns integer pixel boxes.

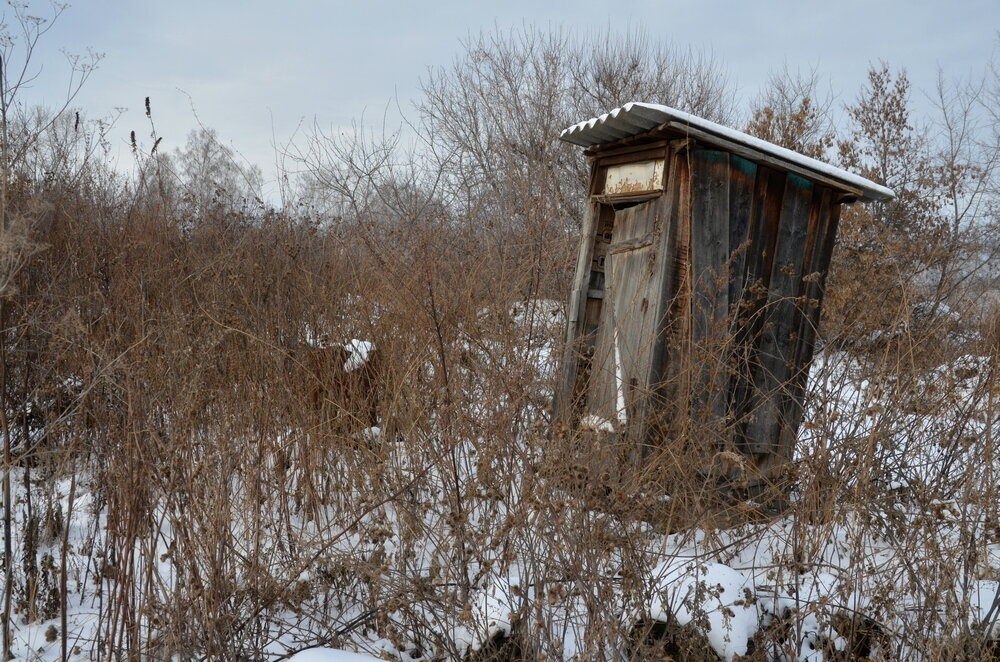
[17,0,1000,198]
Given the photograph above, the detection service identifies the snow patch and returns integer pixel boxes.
[647,559,759,661]
[453,576,518,655]
[343,339,375,372]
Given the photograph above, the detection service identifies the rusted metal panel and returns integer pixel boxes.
[603,159,665,195]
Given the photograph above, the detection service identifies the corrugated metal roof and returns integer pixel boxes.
[560,102,895,202]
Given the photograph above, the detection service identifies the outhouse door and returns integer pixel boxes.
[585,199,666,444]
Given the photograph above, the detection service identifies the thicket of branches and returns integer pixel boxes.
[1,15,999,662]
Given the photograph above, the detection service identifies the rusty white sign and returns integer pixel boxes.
[603,159,664,195]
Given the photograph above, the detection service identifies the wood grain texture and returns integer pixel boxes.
[690,150,731,427]
[727,156,758,309]
[746,174,815,455]
[556,200,600,423]
[780,191,840,455]
[730,166,785,453]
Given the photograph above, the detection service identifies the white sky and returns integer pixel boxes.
[15,0,1000,199]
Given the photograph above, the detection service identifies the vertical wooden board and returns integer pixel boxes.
[691,150,731,337]
[775,189,826,436]
[597,200,664,435]
[672,153,694,441]
[727,156,758,309]
[641,149,681,452]
[780,193,839,450]
[556,198,602,422]
[728,166,786,448]
[743,167,788,306]
[690,149,731,425]
[585,289,620,423]
[671,155,693,372]
[647,150,683,387]
[581,206,619,423]
[746,174,815,456]
[589,205,639,423]
[803,198,842,355]
[791,189,833,372]
[643,150,690,455]
[622,204,665,378]
[731,166,787,361]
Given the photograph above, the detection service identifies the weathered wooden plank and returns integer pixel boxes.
[727,156,758,309]
[745,174,815,456]
[596,145,670,167]
[691,150,731,331]
[585,286,620,424]
[645,149,692,453]
[590,141,672,161]
[646,148,683,373]
[779,192,840,453]
[642,149,682,455]
[609,232,657,255]
[745,168,788,305]
[556,199,601,422]
[690,149,731,427]
[791,188,833,372]
[580,207,617,422]
[583,127,675,157]
[586,199,664,440]
[728,166,786,450]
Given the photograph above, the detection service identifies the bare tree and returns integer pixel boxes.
[827,64,1000,345]
[566,27,735,124]
[825,66,941,339]
[745,63,835,159]
[173,126,263,221]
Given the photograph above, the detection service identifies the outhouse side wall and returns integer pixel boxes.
[684,149,843,469]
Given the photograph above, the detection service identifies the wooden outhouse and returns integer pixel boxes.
[555,103,893,489]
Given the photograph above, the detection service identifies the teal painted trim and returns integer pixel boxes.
[788,173,814,190]
[693,149,729,164]
[731,155,758,176]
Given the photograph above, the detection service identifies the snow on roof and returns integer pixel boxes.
[560,102,895,203]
